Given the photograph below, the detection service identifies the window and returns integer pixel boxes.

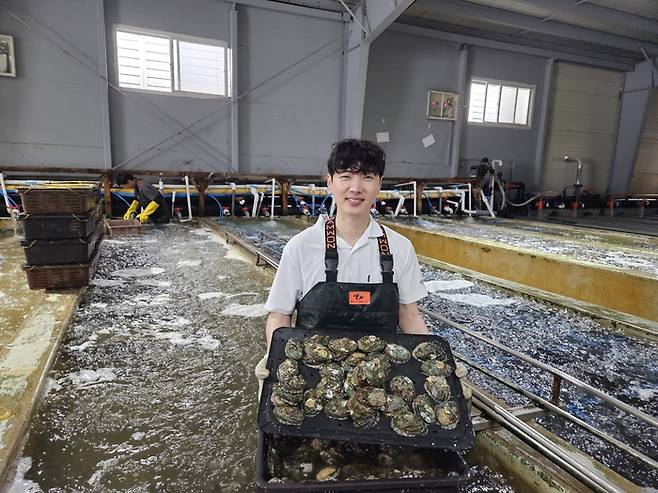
[467,78,534,127]
[116,26,231,97]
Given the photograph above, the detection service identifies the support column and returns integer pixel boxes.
[451,45,468,177]
[280,180,290,216]
[193,177,210,217]
[533,58,554,189]
[103,173,112,217]
[416,181,425,216]
[230,4,239,172]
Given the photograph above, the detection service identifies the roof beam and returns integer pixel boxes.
[521,0,658,34]
[391,21,634,71]
[363,0,417,44]
[414,0,658,56]
[218,0,345,22]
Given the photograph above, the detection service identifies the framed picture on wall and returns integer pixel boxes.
[0,35,16,77]
[427,90,458,120]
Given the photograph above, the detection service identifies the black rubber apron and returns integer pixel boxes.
[295,218,399,334]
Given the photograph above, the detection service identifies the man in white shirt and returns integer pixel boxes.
[255,139,468,399]
[262,138,430,346]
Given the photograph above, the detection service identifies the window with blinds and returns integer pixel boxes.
[116,27,230,97]
[467,78,534,128]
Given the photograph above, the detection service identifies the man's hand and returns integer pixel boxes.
[455,361,472,412]
[255,355,270,400]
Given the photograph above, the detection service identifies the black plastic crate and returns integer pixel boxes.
[22,201,103,240]
[258,328,475,451]
[21,220,102,265]
[22,243,101,290]
[255,432,469,492]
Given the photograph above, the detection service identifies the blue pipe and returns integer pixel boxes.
[1,191,18,208]
[207,194,224,222]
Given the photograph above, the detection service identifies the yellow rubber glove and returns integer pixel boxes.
[135,201,159,224]
[123,200,139,220]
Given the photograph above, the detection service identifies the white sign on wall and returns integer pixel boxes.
[0,35,16,77]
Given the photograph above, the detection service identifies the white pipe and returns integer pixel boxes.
[158,178,164,193]
[250,187,259,217]
[480,189,496,219]
[310,183,316,215]
[171,190,177,216]
[393,193,405,217]
[0,172,11,212]
[270,178,275,219]
[184,175,193,221]
[394,181,417,217]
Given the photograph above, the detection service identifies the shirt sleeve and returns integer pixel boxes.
[139,181,159,202]
[265,240,303,315]
[396,239,428,305]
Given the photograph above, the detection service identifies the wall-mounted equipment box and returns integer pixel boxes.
[427,90,458,120]
[0,35,16,77]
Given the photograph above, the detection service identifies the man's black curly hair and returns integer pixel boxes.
[327,139,386,177]
[115,173,136,186]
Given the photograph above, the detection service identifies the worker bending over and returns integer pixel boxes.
[115,173,171,224]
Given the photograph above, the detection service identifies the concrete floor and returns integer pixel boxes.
[0,227,81,487]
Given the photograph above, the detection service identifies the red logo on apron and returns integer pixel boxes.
[349,291,371,305]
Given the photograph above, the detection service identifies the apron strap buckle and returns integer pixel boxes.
[380,253,394,283]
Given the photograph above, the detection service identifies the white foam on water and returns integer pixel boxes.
[90,302,108,309]
[7,457,43,493]
[222,303,268,317]
[132,293,171,306]
[630,386,658,402]
[131,432,146,441]
[436,293,517,307]
[162,317,192,327]
[90,279,124,287]
[42,377,61,396]
[102,239,129,245]
[424,280,474,293]
[66,368,117,387]
[191,229,214,236]
[177,259,202,267]
[153,331,194,346]
[135,279,172,288]
[198,291,224,300]
[197,335,221,351]
[69,340,95,352]
[111,268,165,278]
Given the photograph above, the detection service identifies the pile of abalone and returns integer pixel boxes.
[269,334,461,437]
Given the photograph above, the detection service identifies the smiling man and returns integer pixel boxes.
[261,139,430,355]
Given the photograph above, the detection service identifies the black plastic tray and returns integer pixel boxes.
[21,219,102,265]
[258,328,475,450]
[21,200,102,240]
[254,431,469,492]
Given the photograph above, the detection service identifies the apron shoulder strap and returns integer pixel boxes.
[377,224,394,283]
[324,218,338,283]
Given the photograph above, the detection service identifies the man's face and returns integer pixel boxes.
[327,169,382,219]
[126,178,136,188]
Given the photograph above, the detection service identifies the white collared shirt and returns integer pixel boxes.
[265,216,428,315]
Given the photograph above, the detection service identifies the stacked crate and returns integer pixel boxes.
[19,184,103,290]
